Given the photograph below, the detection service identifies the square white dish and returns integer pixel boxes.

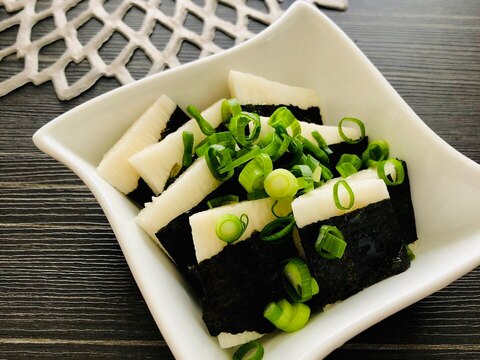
[32,2,480,359]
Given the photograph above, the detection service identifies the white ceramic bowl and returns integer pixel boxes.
[33,2,480,359]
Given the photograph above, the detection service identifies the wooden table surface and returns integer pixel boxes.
[1,0,479,359]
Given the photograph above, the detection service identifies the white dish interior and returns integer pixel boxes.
[33,3,480,359]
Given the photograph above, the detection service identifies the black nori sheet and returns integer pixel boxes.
[299,199,410,310]
[193,232,297,336]
[161,105,190,138]
[387,160,417,244]
[126,178,155,207]
[155,176,248,291]
[241,104,322,125]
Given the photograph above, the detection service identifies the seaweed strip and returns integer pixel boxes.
[194,232,297,336]
[161,105,190,138]
[329,136,369,176]
[126,178,155,207]
[155,176,248,291]
[241,104,322,124]
[299,199,410,310]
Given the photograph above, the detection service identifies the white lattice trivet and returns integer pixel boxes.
[0,0,347,100]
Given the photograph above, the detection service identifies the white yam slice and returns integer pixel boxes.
[135,157,220,239]
[129,99,224,196]
[97,95,177,194]
[292,178,390,228]
[228,71,320,109]
[190,198,279,263]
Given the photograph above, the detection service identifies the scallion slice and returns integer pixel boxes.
[333,180,355,210]
[260,216,295,243]
[215,213,249,244]
[258,132,282,157]
[377,158,405,186]
[219,146,262,174]
[221,98,242,123]
[406,244,415,261]
[268,107,301,137]
[264,169,298,199]
[362,139,389,167]
[338,117,365,144]
[336,153,362,178]
[238,153,273,193]
[182,131,194,168]
[207,195,239,209]
[229,112,262,148]
[301,136,329,166]
[232,340,264,360]
[315,225,347,259]
[311,130,333,155]
[264,299,311,333]
[195,131,236,157]
[186,105,215,136]
[205,144,234,181]
[283,257,318,303]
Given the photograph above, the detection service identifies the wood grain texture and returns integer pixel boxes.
[0,0,479,359]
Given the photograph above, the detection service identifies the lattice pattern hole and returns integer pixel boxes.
[38,38,67,72]
[76,17,104,46]
[31,16,56,42]
[213,28,235,50]
[215,2,237,25]
[122,5,146,32]
[0,54,24,81]
[184,11,204,35]
[65,57,92,86]
[126,48,153,80]
[177,39,201,64]
[98,31,129,65]
[150,21,174,51]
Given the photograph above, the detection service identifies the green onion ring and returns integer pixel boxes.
[333,180,355,210]
[260,216,296,242]
[362,139,389,167]
[315,225,347,259]
[215,213,248,244]
[221,98,242,123]
[207,195,239,209]
[229,111,262,147]
[187,105,215,136]
[232,340,264,360]
[268,107,301,137]
[377,158,405,186]
[283,257,316,303]
[238,153,273,193]
[182,131,194,168]
[338,117,365,144]
[205,144,234,181]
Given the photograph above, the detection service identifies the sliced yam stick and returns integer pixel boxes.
[97,95,177,194]
[217,331,263,349]
[229,71,322,123]
[189,197,279,263]
[129,99,224,196]
[292,178,389,228]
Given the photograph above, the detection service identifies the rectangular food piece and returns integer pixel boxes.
[229,70,323,123]
[292,179,410,309]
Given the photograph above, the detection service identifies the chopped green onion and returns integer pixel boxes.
[336,153,362,178]
[232,340,264,360]
[215,213,248,243]
[229,112,261,148]
[406,244,415,261]
[264,299,310,333]
[221,98,242,123]
[264,169,298,199]
[301,136,329,166]
[311,130,332,155]
[333,180,355,210]
[270,198,292,218]
[187,105,215,136]
[377,158,405,186]
[362,139,389,167]
[278,135,304,168]
[268,107,301,137]
[318,162,333,181]
[271,133,292,161]
[258,132,282,157]
[195,131,236,157]
[260,216,296,242]
[182,131,194,168]
[239,153,273,193]
[338,117,365,144]
[315,225,347,259]
[205,144,234,181]
[283,257,317,302]
[219,146,262,174]
[207,195,239,209]
[290,165,313,181]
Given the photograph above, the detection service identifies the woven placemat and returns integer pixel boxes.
[0,0,347,100]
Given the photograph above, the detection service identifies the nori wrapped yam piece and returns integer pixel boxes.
[155,176,248,293]
[194,232,298,336]
[241,104,322,125]
[387,160,417,244]
[299,199,410,310]
[126,106,189,208]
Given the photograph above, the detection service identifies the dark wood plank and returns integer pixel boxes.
[0,0,479,359]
